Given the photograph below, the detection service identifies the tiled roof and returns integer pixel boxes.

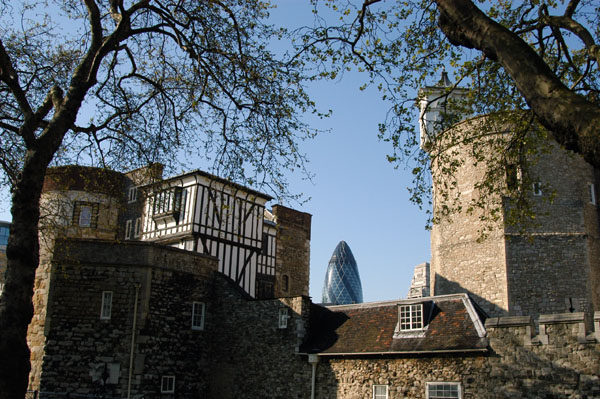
[301,294,488,355]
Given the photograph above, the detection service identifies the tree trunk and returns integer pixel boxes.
[436,0,600,168]
[0,152,49,399]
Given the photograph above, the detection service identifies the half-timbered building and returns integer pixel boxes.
[140,170,279,298]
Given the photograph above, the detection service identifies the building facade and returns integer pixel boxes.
[419,81,600,319]
[407,262,430,299]
[321,241,363,305]
[23,151,600,398]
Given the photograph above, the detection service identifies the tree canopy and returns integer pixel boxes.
[0,1,316,397]
[295,0,600,230]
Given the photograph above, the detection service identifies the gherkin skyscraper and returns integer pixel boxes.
[322,241,363,305]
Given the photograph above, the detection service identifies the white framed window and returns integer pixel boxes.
[161,375,175,393]
[399,303,423,331]
[373,385,388,399]
[125,220,133,240]
[278,307,289,329]
[100,291,113,320]
[134,217,141,238]
[128,186,138,203]
[588,183,596,205]
[191,302,205,330]
[532,181,543,196]
[426,382,462,399]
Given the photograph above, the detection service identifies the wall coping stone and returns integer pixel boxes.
[52,238,219,276]
[485,316,532,328]
[539,312,585,324]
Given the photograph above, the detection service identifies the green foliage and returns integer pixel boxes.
[294,0,599,234]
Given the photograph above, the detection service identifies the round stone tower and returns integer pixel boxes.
[421,81,600,319]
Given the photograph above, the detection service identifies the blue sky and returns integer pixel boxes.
[0,1,432,303]
[269,2,431,302]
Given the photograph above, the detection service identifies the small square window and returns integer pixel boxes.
[192,302,205,330]
[278,308,289,329]
[373,385,388,399]
[161,375,175,393]
[532,182,543,196]
[588,183,596,205]
[128,186,138,203]
[399,303,423,331]
[101,291,112,320]
[426,382,461,399]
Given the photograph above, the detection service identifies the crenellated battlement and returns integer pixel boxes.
[485,311,600,345]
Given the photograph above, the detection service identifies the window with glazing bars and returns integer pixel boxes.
[373,385,388,399]
[426,382,461,399]
[191,302,205,330]
[399,303,423,330]
[100,291,112,320]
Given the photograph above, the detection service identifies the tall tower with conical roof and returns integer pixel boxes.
[321,241,363,305]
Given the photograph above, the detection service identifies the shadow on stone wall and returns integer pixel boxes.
[434,274,506,317]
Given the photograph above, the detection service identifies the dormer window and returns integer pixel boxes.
[399,303,423,331]
[394,301,434,338]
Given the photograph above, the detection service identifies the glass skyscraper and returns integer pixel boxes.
[322,241,363,305]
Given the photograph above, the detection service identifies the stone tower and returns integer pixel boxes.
[272,204,312,298]
[421,79,600,319]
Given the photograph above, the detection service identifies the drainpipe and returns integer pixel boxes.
[127,283,140,399]
[308,354,319,399]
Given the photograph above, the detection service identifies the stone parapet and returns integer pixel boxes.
[485,312,598,346]
[51,238,218,276]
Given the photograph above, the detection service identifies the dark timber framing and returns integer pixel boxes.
[140,170,275,297]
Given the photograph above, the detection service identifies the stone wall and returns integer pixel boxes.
[28,238,316,399]
[430,117,600,317]
[273,205,312,298]
[208,275,313,399]
[28,239,219,397]
[430,118,510,315]
[313,312,600,399]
